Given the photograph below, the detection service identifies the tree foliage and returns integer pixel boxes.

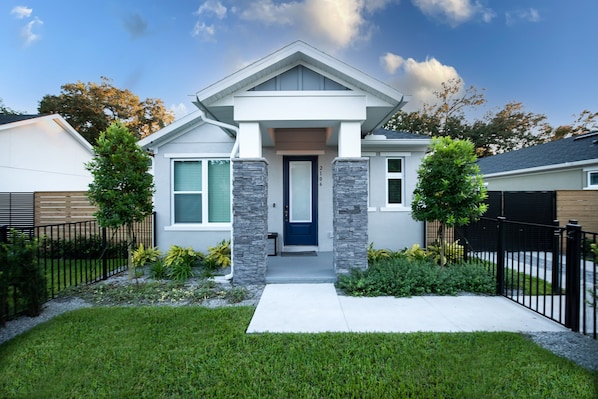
[38,77,174,143]
[384,78,590,156]
[411,136,487,264]
[0,98,23,115]
[86,122,154,279]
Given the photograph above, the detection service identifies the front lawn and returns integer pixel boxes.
[1,307,596,398]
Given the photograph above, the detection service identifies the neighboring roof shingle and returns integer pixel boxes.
[477,131,598,175]
[0,114,42,125]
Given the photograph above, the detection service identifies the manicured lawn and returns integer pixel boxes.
[1,307,596,398]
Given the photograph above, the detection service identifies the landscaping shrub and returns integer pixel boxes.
[427,240,464,265]
[164,245,203,281]
[337,256,495,297]
[367,242,393,264]
[206,239,231,270]
[0,230,47,317]
[131,243,162,277]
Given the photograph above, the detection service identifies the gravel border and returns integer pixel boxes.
[1,280,597,372]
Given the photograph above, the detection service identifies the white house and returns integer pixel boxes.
[139,41,430,284]
[0,114,94,192]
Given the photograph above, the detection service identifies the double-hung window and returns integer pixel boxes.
[386,158,404,206]
[172,159,230,224]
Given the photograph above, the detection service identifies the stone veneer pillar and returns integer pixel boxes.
[332,158,368,275]
[232,158,268,285]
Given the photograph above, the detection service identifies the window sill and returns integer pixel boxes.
[165,224,231,232]
[583,186,598,190]
[380,206,411,212]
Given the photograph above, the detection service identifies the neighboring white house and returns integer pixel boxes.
[0,114,94,192]
[139,41,430,284]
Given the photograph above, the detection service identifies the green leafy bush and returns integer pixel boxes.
[337,257,494,297]
[131,243,162,278]
[403,244,430,261]
[367,242,393,265]
[206,239,231,269]
[427,240,464,266]
[149,259,168,280]
[0,230,47,317]
[164,245,203,281]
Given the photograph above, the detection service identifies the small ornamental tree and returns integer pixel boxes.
[86,122,154,279]
[411,136,488,265]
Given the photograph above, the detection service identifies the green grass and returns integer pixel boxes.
[42,258,127,294]
[505,268,556,295]
[1,307,596,398]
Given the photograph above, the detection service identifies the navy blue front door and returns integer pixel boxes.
[283,156,318,246]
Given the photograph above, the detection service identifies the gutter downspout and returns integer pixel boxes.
[195,98,239,280]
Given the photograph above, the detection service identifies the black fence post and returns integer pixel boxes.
[496,216,506,295]
[102,226,108,280]
[565,220,581,332]
[551,220,561,294]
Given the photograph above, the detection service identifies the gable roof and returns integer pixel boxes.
[194,41,407,134]
[0,114,41,125]
[477,131,598,176]
[0,113,94,154]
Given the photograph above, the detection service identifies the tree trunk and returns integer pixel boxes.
[440,223,446,267]
[127,223,134,280]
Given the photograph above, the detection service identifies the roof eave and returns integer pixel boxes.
[482,159,598,178]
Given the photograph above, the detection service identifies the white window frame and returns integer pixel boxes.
[385,157,404,207]
[586,169,598,189]
[169,158,231,228]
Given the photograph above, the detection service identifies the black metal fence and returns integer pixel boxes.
[0,215,154,322]
[459,217,597,340]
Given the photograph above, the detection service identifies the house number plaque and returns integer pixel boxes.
[319,165,323,186]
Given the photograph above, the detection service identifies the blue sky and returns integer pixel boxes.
[1,0,596,130]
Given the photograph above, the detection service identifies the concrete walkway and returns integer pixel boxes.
[246,284,569,333]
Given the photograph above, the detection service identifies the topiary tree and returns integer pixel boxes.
[86,122,154,279]
[411,136,488,265]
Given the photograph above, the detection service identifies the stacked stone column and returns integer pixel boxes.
[232,159,268,285]
[332,158,368,275]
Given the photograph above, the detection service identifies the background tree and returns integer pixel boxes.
[86,122,154,280]
[0,98,23,115]
[385,79,552,156]
[411,136,487,265]
[38,76,174,143]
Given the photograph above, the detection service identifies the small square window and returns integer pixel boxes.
[589,171,598,188]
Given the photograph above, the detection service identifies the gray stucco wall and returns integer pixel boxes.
[148,123,235,253]
[484,168,586,191]
[365,148,427,251]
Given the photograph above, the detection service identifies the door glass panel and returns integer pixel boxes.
[290,161,311,222]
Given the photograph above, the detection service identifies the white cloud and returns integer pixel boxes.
[381,52,462,110]
[412,0,493,26]
[10,5,32,19]
[506,8,541,25]
[21,17,43,46]
[239,0,393,49]
[381,52,405,74]
[195,0,227,19]
[170,103,190,120]
[192,22,216,40]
